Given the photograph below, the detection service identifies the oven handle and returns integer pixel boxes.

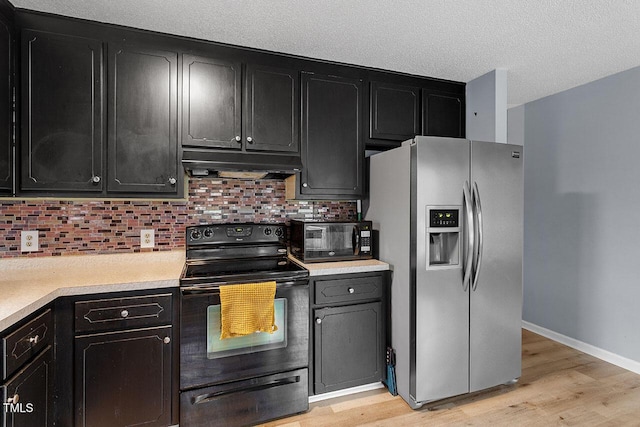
[191,375,301,405]
[181,280,308,295]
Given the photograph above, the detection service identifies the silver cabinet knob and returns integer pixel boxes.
[302,183,308,188]
[246,137,253,143]
[29,335,39,345]
[121,309,129,318]
[348,287,355,294]
[6,394,18,404]
[235,136,241,142]
[92,176,101,183]
[316,318,322,324]
[168,177,177,185]
[163,337,171,344]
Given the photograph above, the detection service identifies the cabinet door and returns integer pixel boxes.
[370,81,420,141]
[108,44,180,194]
[301,72,363,198]
[313,302,382,394]
[244,64,299,153]
[21,30,103,192]
[422,89,465,138]
[182,54,242,149]
[0,11,12,193]
[1,347,53,427]
[75,326,172,427]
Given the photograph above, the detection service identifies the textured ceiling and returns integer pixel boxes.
[10,0,640,106]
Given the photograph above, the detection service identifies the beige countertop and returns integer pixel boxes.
[1,251,389,332]
[0,250,185,332]
[290,256,389,276]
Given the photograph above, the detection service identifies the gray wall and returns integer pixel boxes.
[523,65,640,362]
[466,69,508,143]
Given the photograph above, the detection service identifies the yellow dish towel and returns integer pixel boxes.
[219,281,278,339]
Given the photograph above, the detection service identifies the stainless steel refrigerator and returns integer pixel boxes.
[366,136,522,408]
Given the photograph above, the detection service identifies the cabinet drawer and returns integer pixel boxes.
[2,309,53,381]
[314,275,382,304]
[180,368,308,427]
[75,293,172,334]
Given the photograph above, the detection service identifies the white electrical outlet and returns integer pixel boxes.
[141,229,155,248]
[21,230,39,252]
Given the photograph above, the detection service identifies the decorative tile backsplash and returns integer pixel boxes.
[0,178,357,258]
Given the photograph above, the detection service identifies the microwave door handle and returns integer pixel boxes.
[353,225,360,255]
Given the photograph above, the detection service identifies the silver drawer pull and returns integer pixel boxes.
[120,309,129,318]
[29,335,39,345]
[316,318,322,324]
[348,287,355,294]
[163,337,171,344]
[7,394,19,404]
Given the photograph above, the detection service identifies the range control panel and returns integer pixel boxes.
[429,209,459,228]
[186,223,285,245]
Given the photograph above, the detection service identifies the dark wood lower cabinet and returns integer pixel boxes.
[1,346,53,427]
[74,326,172,427]
[313,302,382,394]
[310,272,388,396]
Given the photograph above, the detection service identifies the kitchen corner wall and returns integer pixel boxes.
[0,178,356,258]
[522,64,640,365]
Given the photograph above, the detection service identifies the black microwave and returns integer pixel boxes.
[289,220,373,263]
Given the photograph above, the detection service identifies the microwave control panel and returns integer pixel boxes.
[360,226,372,253]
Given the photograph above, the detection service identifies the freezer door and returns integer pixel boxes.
[412,136,470,403]
[469,140,523,392]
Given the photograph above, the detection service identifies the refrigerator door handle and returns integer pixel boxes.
[472,181,484,291]
[462,181,474,291]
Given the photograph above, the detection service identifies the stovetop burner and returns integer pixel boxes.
[180,223,309,287]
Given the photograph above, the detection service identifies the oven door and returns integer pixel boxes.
[180,279,309,390]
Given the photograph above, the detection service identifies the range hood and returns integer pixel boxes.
[182,147,302,179]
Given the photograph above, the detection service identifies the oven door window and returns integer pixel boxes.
[206,298,287,359]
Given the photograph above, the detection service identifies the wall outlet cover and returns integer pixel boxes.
[141,229,155,248]
[21,230,39,252]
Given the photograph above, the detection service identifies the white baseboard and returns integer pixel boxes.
[522,321,640,375]
[308,382,386,403]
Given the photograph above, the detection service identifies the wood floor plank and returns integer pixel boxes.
[260,330,640,426]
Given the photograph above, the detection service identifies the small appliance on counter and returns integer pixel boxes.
[289,219,373,263]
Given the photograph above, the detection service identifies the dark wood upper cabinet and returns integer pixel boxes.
[422,89,465,138]
[182,56,299,154]
[108,44,180,194]
[20,30,103,192]
[0,8,12,193]
[244,64,299,153]
[366,78,465,149]
[298,72,363,199]
[369,81,420,141]
[182,55,241,149]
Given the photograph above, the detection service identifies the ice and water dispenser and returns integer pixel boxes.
[426,206,460,268]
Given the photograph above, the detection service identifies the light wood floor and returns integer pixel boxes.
[261,329,640,426]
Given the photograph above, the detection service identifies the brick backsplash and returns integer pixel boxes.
[0,178,357,258]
